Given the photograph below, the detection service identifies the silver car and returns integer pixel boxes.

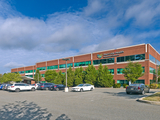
[126,83,150,95]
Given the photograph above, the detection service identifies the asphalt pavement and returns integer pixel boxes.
[0,88,160,120]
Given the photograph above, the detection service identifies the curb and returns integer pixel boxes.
[137,92,160,106]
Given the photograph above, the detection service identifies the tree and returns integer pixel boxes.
[122,62,144,84]
[0,74,3,83]
[1,73,22,83]
[74,67,84,86]
[34,70,41,83]
[84,64,97,85]
[54,71,65,84]
[45,70,57,83]
[97,64,114,87]
[63,66,74,87]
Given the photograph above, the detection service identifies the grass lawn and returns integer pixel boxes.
[143,92,160,102]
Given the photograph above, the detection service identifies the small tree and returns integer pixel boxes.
[74,67,83,86]
[45,70,57,83]
[122,62,144,84]
[1,73,22,83]
[34,70,42,83]
[54,71,64,84]
[84,64,97,85]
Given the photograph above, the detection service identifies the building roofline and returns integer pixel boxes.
[93,43,146,54]
[148,44,160,55]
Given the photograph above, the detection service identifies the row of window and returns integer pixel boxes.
[25,74,45,78]
[117,67,145,74]
[117,54,145,62]
[93,58,114,65]
[149,54,160,65]
[117,80,145,86]
[149,67,156,74]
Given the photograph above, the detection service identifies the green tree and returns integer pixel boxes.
[63,66,74,87]
[45,70,57,83]
[1,73,22,83]
[34,70,41,83]
[54,71,65,84]
[84,64,97,85]
[0,74,3,83]
[122,62,144,84]
[101,66,114,87]
[74,67,83,86]
[97,64,114,87]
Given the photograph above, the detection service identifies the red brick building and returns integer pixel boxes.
[11,44,160,85]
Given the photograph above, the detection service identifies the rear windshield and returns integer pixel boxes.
[129,84,140,86]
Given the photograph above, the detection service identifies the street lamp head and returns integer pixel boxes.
[62,58,70,61]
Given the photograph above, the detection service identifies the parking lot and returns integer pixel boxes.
[0,88,160,120]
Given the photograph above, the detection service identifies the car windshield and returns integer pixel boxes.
[77,84,84,87]
[129,84,140,86]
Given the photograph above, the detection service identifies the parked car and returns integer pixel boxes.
[72,84,94,92]
[126,83,150,95]
[3,84,12,91]
[50,84,65,91]
[37,83,55,90]
[8,83,36,92]
[31,83,40,89]
[0,84,3,90]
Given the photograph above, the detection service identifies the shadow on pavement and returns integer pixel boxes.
[103,91,156,99]
[0,101,52,120]
[55,114,71,120]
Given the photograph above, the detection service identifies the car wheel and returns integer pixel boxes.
[15,88,20,92]
[56,88,59,91]
[126,92,130,94]
[90,87,93,91]
[31,87,35,91]
[46,87,49,90]
[142,90,145,95]
[80,88,83,92]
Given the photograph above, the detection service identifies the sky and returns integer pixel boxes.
[0,0,160,74]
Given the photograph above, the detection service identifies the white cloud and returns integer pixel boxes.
[83,0,106,16]
[125,0,160,26]
[79,35,132,53]
[4,62,25,68]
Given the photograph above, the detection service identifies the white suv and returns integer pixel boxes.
[8,83,36,92]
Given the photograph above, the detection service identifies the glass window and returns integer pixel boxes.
[93,58,114,65]
[134,80,145,84]
[25,75,33,78]
[150,67,155,74]
[25,70,33,73]
[41,74,45,77]
[117,54,145,63]
[142,67,145,73]
[37,67,46,71]
[109,69,114,74]
[117,80,129,86]
[117,68,124,74]
[47,65,58,70]
[74,61,91,67]
[18,71,24,74]
[59,63,73,68]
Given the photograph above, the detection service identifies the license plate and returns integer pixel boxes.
[131,88,133,90]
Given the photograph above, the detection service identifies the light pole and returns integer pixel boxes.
[62,58,70,92]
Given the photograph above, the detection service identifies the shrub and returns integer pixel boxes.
[150,83,158,89]
[123,84,128,88]
[113,83,121,88]
[158,84,160,89]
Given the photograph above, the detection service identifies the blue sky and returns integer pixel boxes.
[0,0,160,73]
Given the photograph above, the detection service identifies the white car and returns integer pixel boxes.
[72,84,94,92]
[31,83,40,89]
[8,83,36,92]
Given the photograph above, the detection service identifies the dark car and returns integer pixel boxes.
[0,84,3,90]
[50,84,65,91]
[126,83,150,95]
[37,83,55,90]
